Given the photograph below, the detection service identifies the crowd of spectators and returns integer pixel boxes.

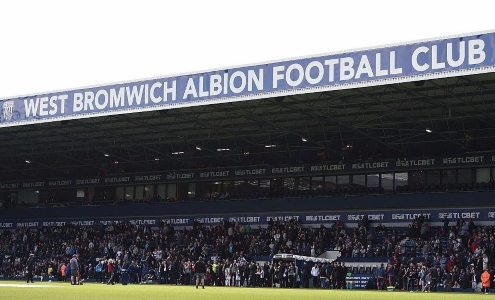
[372,215,495,292]
[0,213,494,291]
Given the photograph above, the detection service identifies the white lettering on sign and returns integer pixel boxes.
[306,215,341,222]
[442,156,484,164]
[271,167,305,174]
[438,212,480,219]
[351,162,389,170]
[347,214,384,221]
[412,39,485,72]
[310,164,345,172]
[391,213,431,220]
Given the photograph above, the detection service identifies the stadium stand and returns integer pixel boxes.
[2,31,495,293]
[0,212,494,292]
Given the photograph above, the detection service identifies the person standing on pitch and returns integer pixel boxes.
[481,269,491,294]
[194,257,207,289]
[26,253,35,283]
[70,254,80,285]
[107,259,116,285]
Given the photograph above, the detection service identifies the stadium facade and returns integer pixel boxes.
[1,30,495,228]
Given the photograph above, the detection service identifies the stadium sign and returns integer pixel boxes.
[11,153,495,190]
[0,222,14,228]
[1,151,495,189]
[1,31,495,127]
[1,207,492,229]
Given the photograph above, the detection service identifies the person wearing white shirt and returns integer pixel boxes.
[311,264,320,288]
[224,266,231,286]
[482,253,489,271]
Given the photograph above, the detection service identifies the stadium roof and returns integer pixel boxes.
[2,72,495,181]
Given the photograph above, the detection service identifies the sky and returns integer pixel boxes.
[0,0,494,99]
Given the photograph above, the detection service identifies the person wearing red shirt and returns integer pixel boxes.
[107,259,116,285]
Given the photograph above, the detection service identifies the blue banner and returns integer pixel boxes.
[1,207,494,229]
[1,31,495,127]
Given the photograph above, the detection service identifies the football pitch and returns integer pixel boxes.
[0,281,488,300]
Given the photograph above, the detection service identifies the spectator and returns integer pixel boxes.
[0,214,492,293]
[481,269,490,294]
[69,254,79,285]
[95,261,103,283]
[311,263,319,288]
[376,263,385,290]
[26,253,34,283]
[194,257,206,289]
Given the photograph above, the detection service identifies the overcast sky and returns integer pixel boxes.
[0,0,493,99]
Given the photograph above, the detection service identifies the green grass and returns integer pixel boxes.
[0,281,488,300]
